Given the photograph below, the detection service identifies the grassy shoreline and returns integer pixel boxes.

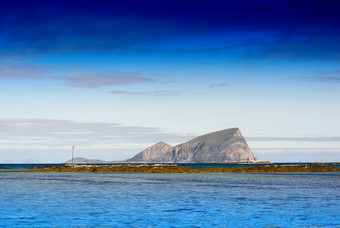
[22,164,340,173]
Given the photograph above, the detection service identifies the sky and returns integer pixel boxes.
[1,0,340,163]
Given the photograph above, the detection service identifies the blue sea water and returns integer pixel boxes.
[0,172,339,227]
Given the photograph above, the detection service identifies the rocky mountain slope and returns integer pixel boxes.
[127,128,258,163]
[127,141,174,163]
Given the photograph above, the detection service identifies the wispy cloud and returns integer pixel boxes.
[291,69,340,83]
[209,83,228,88]
[325,69,340,75]
[64,72,155,88]
[0,60,49,79]
[253,148,340,153]
[0,118,193,150]
[293,76,340,83]
[246,137,340,142]
[252,148,340,162]
[0,60,155,88]
[109,90,177,96]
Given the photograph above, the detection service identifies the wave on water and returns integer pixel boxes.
[0,172,339,227]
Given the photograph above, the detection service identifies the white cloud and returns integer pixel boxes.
[253,148,340,154]
[209,83,228,88]
[0,60,49,79]
[246,136,340,142]
[252,148,340,162]
[0,118,193,150]
[65,72,155,88]
[293,76,340,83]
[109,90,177,96]
[0,60,155,88]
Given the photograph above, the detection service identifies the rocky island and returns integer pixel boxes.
[65,157,107,164]
[127,128,259,163]
[14,128,340,173]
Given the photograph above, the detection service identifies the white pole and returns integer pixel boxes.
[72,145,75,167]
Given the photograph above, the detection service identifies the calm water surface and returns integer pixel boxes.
[0,172,339,227]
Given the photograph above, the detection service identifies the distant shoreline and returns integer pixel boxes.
[19,164,340,173]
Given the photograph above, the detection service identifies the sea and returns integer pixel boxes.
[0,164,339,227]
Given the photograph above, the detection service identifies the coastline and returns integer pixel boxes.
[19,164,340,173]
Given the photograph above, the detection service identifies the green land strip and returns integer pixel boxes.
[22,164,340,173]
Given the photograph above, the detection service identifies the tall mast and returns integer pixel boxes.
[72,145,75,167]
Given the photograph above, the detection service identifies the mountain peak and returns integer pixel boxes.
[127,141,173,163]
[154,141,171,146]
[127,128,258,163]
[190,128,242,145]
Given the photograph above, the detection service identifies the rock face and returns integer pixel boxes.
[127,128,258,163]
[127,141,174,163]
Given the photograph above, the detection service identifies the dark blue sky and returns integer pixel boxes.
[1,0,340,60]
[1,0,340,162]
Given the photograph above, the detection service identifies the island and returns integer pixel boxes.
[26,163,340,173]
[16,128,339,173]
[126,128,259,163]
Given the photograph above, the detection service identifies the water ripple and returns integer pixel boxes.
[0,172,339,227]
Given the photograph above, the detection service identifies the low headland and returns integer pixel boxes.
[25,163,340,173]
